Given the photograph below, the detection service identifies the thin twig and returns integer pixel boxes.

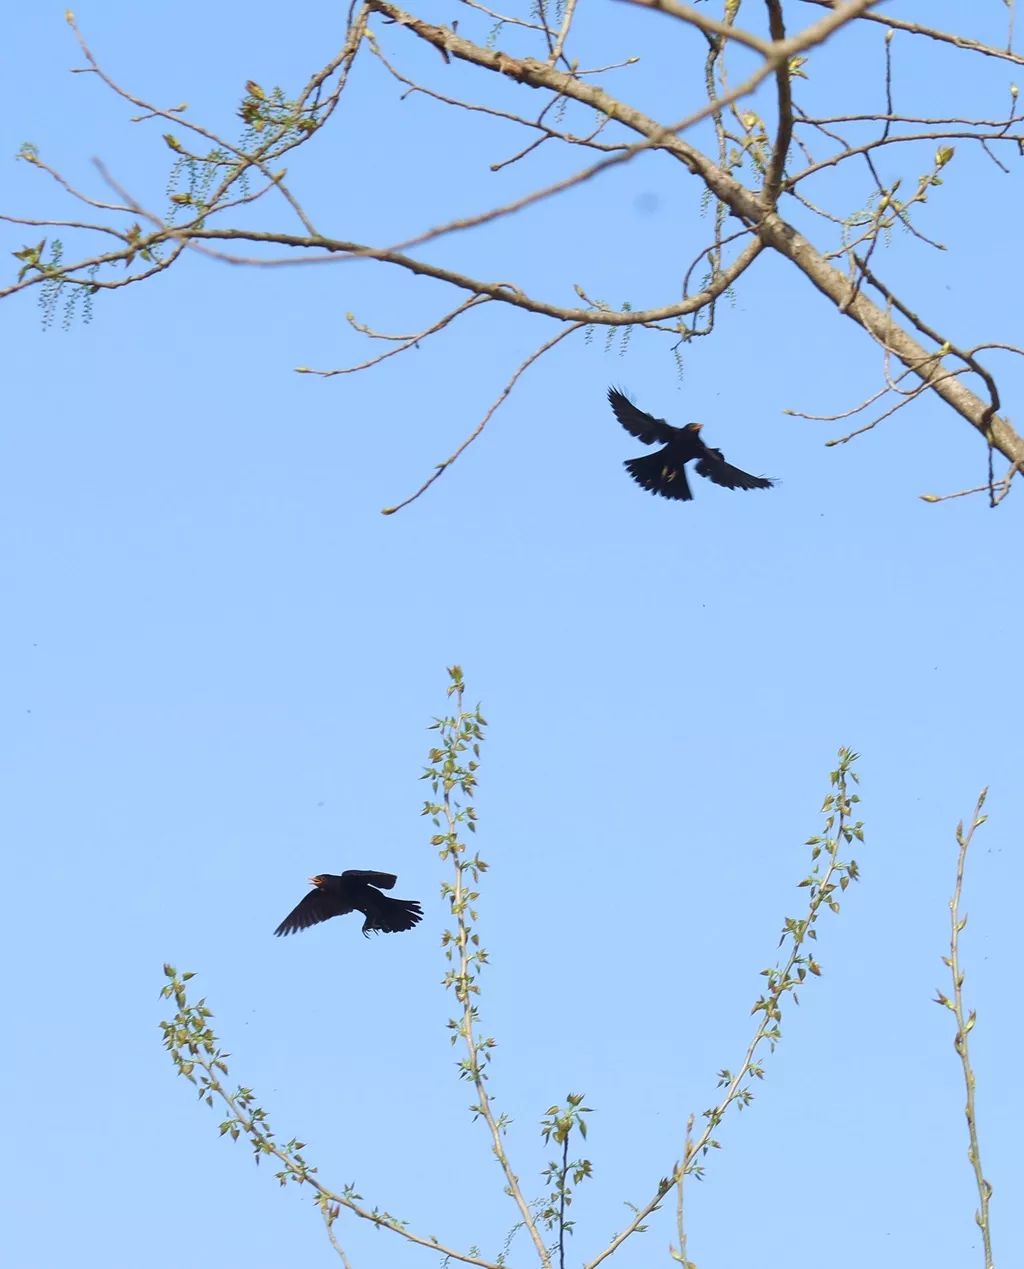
[852,254,1001,432]
[788,127,1024,187]
[458,0,547,33]
[620,0,773,53]
[784,375,899,422]
[369,40,624,154]
[823,369,968,446]
[381,323,582,514]
[920,460,1021,506]
[548,0,579,67]
[798,0,1024,67]
[0,212,129,239]
[297,295,491,376]
[967,342,1024,359]
[935,793,995,1269]
[320,1206,354,1269]
[672,1115,695,1266]
[797,111,1023,127]
[763,0,794,205]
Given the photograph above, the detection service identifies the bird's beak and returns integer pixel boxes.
[307,876,321,887]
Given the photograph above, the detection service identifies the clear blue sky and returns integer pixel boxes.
[2,4,1020,1267]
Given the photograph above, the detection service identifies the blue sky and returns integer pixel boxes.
[2,3,1021,1267]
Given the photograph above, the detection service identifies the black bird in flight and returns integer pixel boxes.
[608,386,775,502]
[274,870,423,939]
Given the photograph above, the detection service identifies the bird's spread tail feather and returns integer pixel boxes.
[362,896,424,937]
[624,450,693,501]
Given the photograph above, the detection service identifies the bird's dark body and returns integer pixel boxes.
[274,870,423,939]
[607,386,775,502]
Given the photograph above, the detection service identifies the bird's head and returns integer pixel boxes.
[308,874,325,888]
[685,422,704,433]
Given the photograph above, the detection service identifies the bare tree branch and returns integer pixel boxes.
[6,0,1024,506]
[361,0,1024,477]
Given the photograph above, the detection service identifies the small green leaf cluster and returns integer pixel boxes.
[842,146,955,252]
[163,81,323,225]
[11,235,50,284]
[237,80,319,141]
[734,110,769,176]
[120,221,162,270]
[538,1093,594,1248]
[11,236,98,329]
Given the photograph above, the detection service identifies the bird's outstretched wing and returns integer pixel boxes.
[608,387,677,446]
[695,449,775,491]
[274,888,353,937]
[341,869,397,889]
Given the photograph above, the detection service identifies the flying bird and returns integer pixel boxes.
[274,870,423,939]
[608,386,775,502]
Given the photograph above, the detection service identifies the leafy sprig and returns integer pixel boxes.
[540,1094,594,1269]
[588,747,864,1269]
[423,666,551,1265]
